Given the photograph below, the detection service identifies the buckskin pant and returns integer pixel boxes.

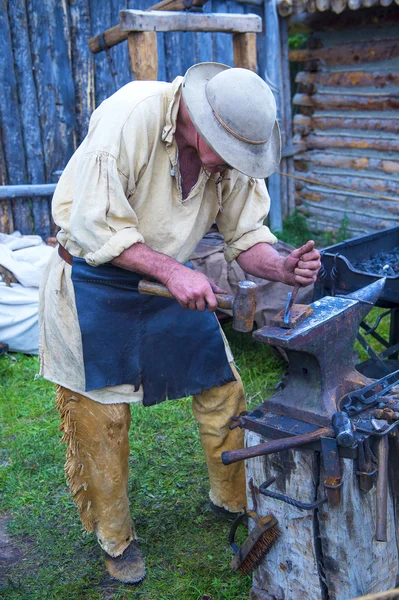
[56,363,246,557]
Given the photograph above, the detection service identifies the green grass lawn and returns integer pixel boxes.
[0,325,285,600]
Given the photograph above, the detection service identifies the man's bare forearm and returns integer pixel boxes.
[236,243,287,282]
[111,242,181,284]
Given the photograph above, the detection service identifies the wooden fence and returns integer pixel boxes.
[0,0,273,240]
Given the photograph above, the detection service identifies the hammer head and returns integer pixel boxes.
[232,281,257,332]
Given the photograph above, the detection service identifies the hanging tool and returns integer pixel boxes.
[138,279,257,332]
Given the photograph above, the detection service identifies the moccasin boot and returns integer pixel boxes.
[104,540,146,584]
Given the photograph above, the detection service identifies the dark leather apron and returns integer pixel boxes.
[69,256,235,406]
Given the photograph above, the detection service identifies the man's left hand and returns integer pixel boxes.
[282,240,321,287]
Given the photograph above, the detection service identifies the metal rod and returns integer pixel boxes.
[0,184,57,199]
[375,435,389,542]
[221,427,333,465]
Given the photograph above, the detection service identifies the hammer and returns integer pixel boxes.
[137,279,257,332]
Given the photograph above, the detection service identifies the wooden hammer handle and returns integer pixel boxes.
[221,427,333,465]
[138,280,234,310]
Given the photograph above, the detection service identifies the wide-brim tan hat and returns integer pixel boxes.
[182,62,281,179]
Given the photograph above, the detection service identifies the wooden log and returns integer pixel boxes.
[289,39,399,66]
[128,32,158,80]
[294,114,399,135]
[246,430,399,600]
[294,152,399,175]
[0,141,13,234]
[7,0,50,239]
[297,189,399,218]
[90,0,113,106]
[120,10,262,33]
[69,0,94,144]
[279,17,295,215]
[315,0,330,10]
[293,92,399,111]
[330,0,347,12]
[293,169,399,196]
[305,134,399,153]
[297,201,398,229]
[0,0,32,235]
[277,0,294,17]
[289,6,399,35]
[233,33,257,71]
[295,70,399,88]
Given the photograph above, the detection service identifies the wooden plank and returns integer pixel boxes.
[0,0,32,235]
[295,151,399,174]
[295,70,399,88]
[194,0,213,64]
[111,0,132,90]
[164,26,183,81]
[293,92,399,112]
[7,0,50,239]
[233,32,257,70]
[294,114,399,135]
[289,39,399,66]
[120,10,262,33]
[306,134,399,153]
[280,17,295,216]
[128,31,158,80]
[213,1,234,66]
[69,0,95,144]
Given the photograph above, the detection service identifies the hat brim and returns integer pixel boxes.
[182,63,281,179]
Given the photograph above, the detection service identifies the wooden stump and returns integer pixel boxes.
[246,430,398,600]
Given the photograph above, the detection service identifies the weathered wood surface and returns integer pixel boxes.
[295,70,399,88]
[0,0,31,235]
[87,0,208,54]
[293,169,399,197]
[246,430,399,600]
[298,189,399,219]
[120,9,262,33]
[294,114,399,135]
[128,31,158,80]
[0,141,13,235]
[289,39,399,66]
[305,134,399,153]
[233,33,257,71]
[0,185,57,199]
[293,92,399,112]
[294,152,399,175]
[298,202,397,231]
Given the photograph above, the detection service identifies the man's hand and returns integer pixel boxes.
[281,240,321,287]
[165,264,225,312]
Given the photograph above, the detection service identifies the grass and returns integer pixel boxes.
[0,325,285,600]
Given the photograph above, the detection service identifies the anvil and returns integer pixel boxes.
[250,279,386,427]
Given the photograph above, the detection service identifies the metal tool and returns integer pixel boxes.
[138,279,257,332]
[376,435,389,542]
[332,411,356,447]
[340,368,399,417]
[284,282,300,326]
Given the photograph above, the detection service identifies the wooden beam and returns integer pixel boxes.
[128,31,158,80]
[289,39,399,66]
[293,114,399,135]
[119,10,262,33]
[88,0,209,55]
[233,32,257,71]
[0,184,57,199]
[295,151,399,175]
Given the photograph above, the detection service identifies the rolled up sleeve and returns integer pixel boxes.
[68,151,144,267]
[216,177,278,263]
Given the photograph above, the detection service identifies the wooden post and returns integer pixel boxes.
[264,0,282,232]
[127,31,158,80]
[246,430,399,600]
[233,32,257,71]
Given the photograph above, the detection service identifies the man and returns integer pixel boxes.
[39,62,320,584]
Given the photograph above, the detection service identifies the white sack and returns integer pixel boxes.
[0,232,54,354]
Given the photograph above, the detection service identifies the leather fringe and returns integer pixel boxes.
[55,385,95,532]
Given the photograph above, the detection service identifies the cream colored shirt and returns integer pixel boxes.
[39,77,277,404]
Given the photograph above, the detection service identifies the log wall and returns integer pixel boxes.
[289,6,399,237]
[0,0,272,239]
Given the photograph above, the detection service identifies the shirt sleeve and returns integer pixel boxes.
[215,177,278,263]
[68,150,144,267]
